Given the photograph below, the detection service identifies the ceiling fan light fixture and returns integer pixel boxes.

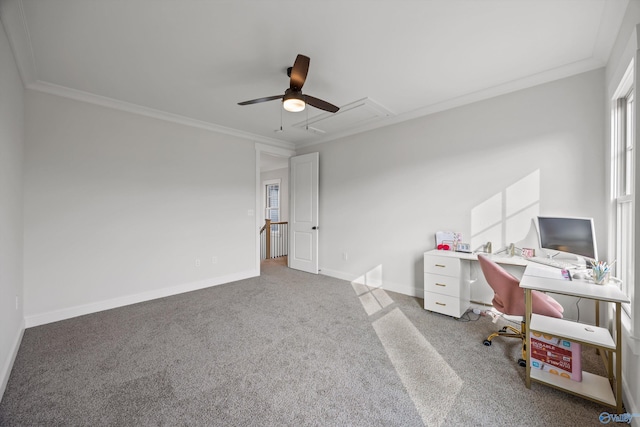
[283,93,305,112]
[238,54,338,113]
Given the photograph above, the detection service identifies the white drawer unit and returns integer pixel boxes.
[424,255,460,277]
[424,274,462,298]
[424,252,470,318]
[424,292,467,318]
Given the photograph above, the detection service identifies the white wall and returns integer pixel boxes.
[0,19,25,399]
[298,69,606,299]
[23,90,258,326]
[605,0,640,421]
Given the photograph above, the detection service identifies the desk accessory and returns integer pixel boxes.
[455,242,471,253]
[435,231,462,251]
[473,241,492,254]
[521,248,535,258]
[590,260,614,285]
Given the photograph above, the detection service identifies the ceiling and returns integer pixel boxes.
[0,0,629,150]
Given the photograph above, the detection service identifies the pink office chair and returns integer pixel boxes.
[477,254,564,367]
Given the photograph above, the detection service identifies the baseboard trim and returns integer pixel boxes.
[320,267,420,297]
[1,318,25,401]
[622,374,640,427]
[24,269,259,328]
[318,268,354,283]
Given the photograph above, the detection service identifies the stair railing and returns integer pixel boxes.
[260,219,289,259]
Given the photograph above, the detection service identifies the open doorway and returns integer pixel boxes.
[256,147,293,273]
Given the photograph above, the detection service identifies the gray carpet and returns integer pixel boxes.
[0,258,613,426]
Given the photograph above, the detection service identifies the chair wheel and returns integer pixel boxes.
[518,358,526,367]
[483,339,492,346]
[499,327,507,332]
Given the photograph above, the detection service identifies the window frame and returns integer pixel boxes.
[263,179,281,232]
[611,60,635,316]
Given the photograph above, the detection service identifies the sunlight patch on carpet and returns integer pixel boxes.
[351,281,370,296]
[372,308,463,426]
[371,288,393,308]
[358,290,383,316]
[352,279,393,316]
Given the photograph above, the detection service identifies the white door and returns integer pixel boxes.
[289,152,319,274]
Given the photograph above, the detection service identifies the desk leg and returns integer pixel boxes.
[615,302,623,413]
[524,288,532,389]
[595,300,601,356]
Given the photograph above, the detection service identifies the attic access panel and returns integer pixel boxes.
[292,98,393,134]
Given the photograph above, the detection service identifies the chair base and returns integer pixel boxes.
[483,321,527,366]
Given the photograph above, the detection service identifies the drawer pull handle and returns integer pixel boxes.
[435,264,446,268]
[436,302,446,306]
[435,283,446,287]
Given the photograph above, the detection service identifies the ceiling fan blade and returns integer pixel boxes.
[305,95,339,113]
[238,95,283,106]
[289,54,310,91]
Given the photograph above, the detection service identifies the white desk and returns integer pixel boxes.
[424,251,629,410]
[423,249,528,318]
[520,264,629,412]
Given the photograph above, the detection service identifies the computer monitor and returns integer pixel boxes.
[536,216,598,261]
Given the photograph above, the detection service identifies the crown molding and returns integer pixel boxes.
[28,80,296,151]
[593,0,629,63]
[254,143,295,158]
[0,0,294,151]
[0,0,37,86]
[3,0,623,152]
[297,57,606,149]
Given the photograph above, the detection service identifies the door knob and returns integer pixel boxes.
[312,226,318,230]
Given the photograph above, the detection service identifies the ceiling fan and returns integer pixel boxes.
[238,54,339,113]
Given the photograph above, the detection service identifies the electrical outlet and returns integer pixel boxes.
[247,209,254,216]
[343,252,348,261]
[195,258,201,267]
[212,256,218,265]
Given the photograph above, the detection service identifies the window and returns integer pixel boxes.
[265,180,280,230]
[611,61,635,315]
